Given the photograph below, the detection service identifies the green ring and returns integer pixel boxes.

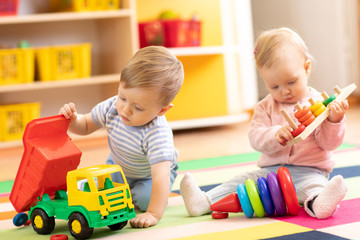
[245,179,265,217]
[323,94,336,106]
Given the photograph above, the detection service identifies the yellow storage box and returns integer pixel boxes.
[36,43,91,81]
[0,48,34,85]
[0,102,41,141]
[50,0,120,12]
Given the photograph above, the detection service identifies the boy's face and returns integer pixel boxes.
[116,82,172,126]
[259,51,311,104]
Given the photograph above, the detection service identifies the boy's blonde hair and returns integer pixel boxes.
[254,27,313,69]
[120,46,184,106]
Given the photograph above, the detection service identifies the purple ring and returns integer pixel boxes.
[266,172,286,216]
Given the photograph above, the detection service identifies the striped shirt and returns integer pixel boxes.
[91,96,178,179]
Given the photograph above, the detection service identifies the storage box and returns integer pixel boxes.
[50,0,120,12]
[35,43,91,81]
[139,19,201,48]
[0,102,41,141]
[0,0,18,16]
[0,48,35,85]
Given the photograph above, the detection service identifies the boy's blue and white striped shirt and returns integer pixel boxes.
[91,96,178,179]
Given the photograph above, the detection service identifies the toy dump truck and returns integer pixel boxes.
[10,115,135,239]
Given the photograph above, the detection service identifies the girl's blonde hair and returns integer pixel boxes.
[120,46,184,105]
[254,27,313,69]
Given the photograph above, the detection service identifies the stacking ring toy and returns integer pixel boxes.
[266,172,287,216]
[294,106,315,126]
[245,179,265,218]
[237,184,254,218]
[309,101,326,116]
[277,167,300,216]
[322,94,336,106]
[257,177,275,216]
[211,167,300,219]
[291,124,305,137]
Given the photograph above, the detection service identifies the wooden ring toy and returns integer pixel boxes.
[294,107,309,119]
[257,177,275,216]
[322,94,336,106]
[277,167,300,216]
[309,101,326,116]
[266,172,287,216]
[236,184,254,218]
[291,124,305,137]
[245,179,265,218]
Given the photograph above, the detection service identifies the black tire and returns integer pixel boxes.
[30,208,55,235]
[108,220,128,230]
[68,212,94,240]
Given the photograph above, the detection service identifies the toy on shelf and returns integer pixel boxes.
[9,115,135,240]
[210,167,299,219]
[283,83,357,146]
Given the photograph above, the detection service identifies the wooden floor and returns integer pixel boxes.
[1,102,360,182]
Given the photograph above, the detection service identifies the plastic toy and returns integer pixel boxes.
[280,109,305,137]
[50,234,69,240]
[13,212,28,227]
[211,167,299,219]
[294,104,315,126]
[283,83,357,146]
[9,115,135,239]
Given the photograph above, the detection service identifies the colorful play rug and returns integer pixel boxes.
[1,143,359,239]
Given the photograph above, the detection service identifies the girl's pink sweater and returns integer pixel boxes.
[249,87,345,173]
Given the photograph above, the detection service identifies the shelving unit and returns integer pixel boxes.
[0,0,258,147]
[0,0,138,147]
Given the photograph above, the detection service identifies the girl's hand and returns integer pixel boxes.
[130,212,158,228]
[59,102,77,120]
[327,100,348,123]
[276,125,294,146]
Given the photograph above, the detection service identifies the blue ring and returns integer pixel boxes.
[237,184,254,218]
[257,177,275,216]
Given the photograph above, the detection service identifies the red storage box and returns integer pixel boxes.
[139,19,201,48]
[0,0,18,16]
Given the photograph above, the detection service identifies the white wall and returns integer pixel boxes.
[252,0,359,99]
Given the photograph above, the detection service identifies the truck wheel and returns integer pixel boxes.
[108,220,128,230]
[68,212,94,240]
[31,208,55,234]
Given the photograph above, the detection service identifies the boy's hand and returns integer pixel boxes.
[276,125,294,146]
[130,212,158,228]
[327,100,348,123]
[59,103,77,120]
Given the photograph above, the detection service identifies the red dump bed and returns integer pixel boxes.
[9,115,81,213]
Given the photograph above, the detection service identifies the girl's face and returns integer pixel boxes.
[259,51,311,104]
[116,82,172,126]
